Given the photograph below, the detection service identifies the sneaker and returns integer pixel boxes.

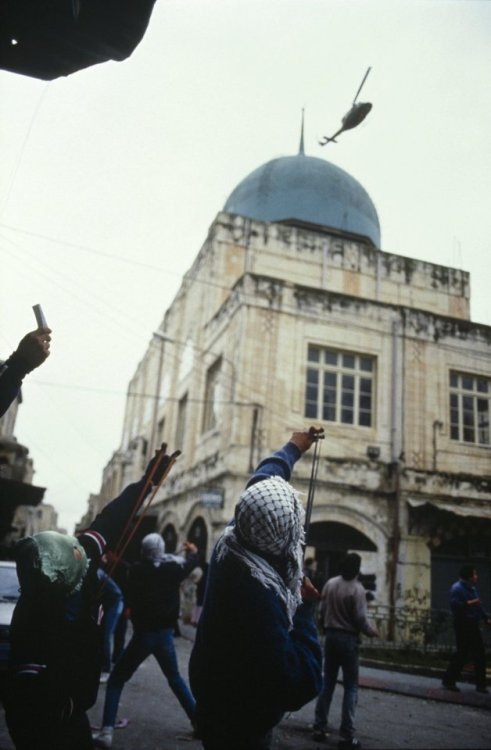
[312,729,327,741]
[99,672,111,684]
[338,740,361,749]
[441,681,460,692]
[92,727,114,748]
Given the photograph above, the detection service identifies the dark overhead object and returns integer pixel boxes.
[0,477,45,540]
[0,0,158,80]
[319,67,373,146]
[0,477,45,508]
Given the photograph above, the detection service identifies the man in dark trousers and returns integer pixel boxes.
[442,564,491,693]
[96,566,124,683]
[189,427,323,750]
[313,552,379,749]
[92,533,199,748]
[4,444,178,750]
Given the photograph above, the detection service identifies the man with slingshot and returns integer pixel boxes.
[4,443,179,750]
[189,425,325,750]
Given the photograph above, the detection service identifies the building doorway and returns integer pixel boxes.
[187,517,208,561]
[162,523,178,554]
[308,521,377,591]
[431,534,491,612]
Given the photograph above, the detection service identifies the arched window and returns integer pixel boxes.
[187,518,208,560]
[307,521,377,591]
[162,524,178,554]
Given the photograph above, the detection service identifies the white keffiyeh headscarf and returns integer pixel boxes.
[215,476,305,628]
[141,533,185,566]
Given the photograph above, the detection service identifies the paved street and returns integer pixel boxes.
[0,625,490,749]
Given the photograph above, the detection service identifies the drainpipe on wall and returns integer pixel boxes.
[148,333,166,461]
[388,319,401,641]
[375,249,381,302]
[432,420,444,472]
[322,238,330,290]
[387,460,401,641]
[248,404,263,472]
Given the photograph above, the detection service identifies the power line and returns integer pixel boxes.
[0,235,161,344]
[0,222,234,294]
[30,378,260,408]
[0,85,51,217]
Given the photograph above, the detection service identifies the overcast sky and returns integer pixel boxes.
[1,0,490,533]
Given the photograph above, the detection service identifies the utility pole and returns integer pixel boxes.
[388,318,403,641]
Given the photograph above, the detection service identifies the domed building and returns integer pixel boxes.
[86,136,491,639]
[224,147,380,248]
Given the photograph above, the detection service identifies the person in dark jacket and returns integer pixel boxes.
[189,427,323,750]
[0,327,51,417]
[442,564,491,693]
[110,558,131,665]
[4,444,178,750]
[92,533,199,748]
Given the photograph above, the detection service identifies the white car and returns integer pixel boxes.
[0,560,20,694]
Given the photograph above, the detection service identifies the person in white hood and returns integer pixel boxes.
[93,533,199,748]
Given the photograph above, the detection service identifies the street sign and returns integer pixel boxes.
[200,489,224,509]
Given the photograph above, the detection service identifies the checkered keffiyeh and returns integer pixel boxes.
[216,476,305,627]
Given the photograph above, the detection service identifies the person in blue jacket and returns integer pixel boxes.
[442,563,491,693]
[189,427,324,750]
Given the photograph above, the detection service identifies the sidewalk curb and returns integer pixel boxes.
[359,673,491,710]
[360,658,445,680]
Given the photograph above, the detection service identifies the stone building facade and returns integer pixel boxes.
[83,146,491,636]
[0,382,47,553]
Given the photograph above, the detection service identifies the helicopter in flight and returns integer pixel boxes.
[319,67,373,146]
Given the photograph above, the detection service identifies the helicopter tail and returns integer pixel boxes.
[319,136,337,146]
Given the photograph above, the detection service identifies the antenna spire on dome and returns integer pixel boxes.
[299,108,305,155]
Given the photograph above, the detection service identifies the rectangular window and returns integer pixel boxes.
[449,372,490,445]
[202,358,222,433]
[175,393,188,448]
[157,417,166,448]
[304,345,375,427]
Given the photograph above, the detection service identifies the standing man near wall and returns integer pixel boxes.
[442,564,491,694]
[313,552,379,749]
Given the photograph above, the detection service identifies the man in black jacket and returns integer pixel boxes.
[93,533,199,748]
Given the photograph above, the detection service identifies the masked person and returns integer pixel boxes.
[92,534,199,748]
[189,427,323,750]
[4,444,179,750]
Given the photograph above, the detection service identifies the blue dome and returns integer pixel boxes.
[223,153,380,247]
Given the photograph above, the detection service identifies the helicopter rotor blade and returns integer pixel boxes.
[352,66,371,104]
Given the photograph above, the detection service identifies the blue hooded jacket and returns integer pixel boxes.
[189,441,322,738]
